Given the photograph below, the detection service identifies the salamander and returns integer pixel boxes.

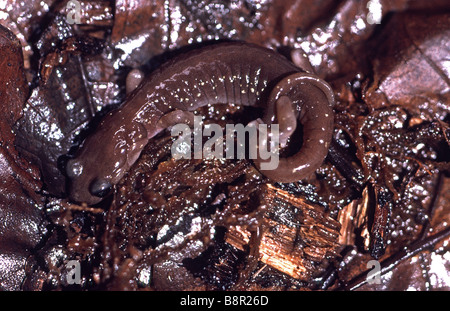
[66,42,335,205]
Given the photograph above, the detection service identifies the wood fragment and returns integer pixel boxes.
[225,184,341,280]
[337,186,371,249]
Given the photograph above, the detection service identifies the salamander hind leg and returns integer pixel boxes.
[246,95,297,172]
[155,109,196,132]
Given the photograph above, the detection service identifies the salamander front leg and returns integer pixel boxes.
[126,68,145,94]
[155,109,197,134]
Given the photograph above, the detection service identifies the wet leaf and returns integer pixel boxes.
[0,25,47,291]
[14,19,120,196]
[365,12,450,120]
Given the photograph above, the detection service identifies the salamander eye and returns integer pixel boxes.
[89,178,112,198]
[66,159,83,179]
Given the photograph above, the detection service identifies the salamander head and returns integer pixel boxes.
[65,121,130,205]
[66,156,114,205]
[65,111,151,205]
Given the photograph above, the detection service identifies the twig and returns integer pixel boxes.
[337,226,450,291]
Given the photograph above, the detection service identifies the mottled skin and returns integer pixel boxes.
[67,42,335,205]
